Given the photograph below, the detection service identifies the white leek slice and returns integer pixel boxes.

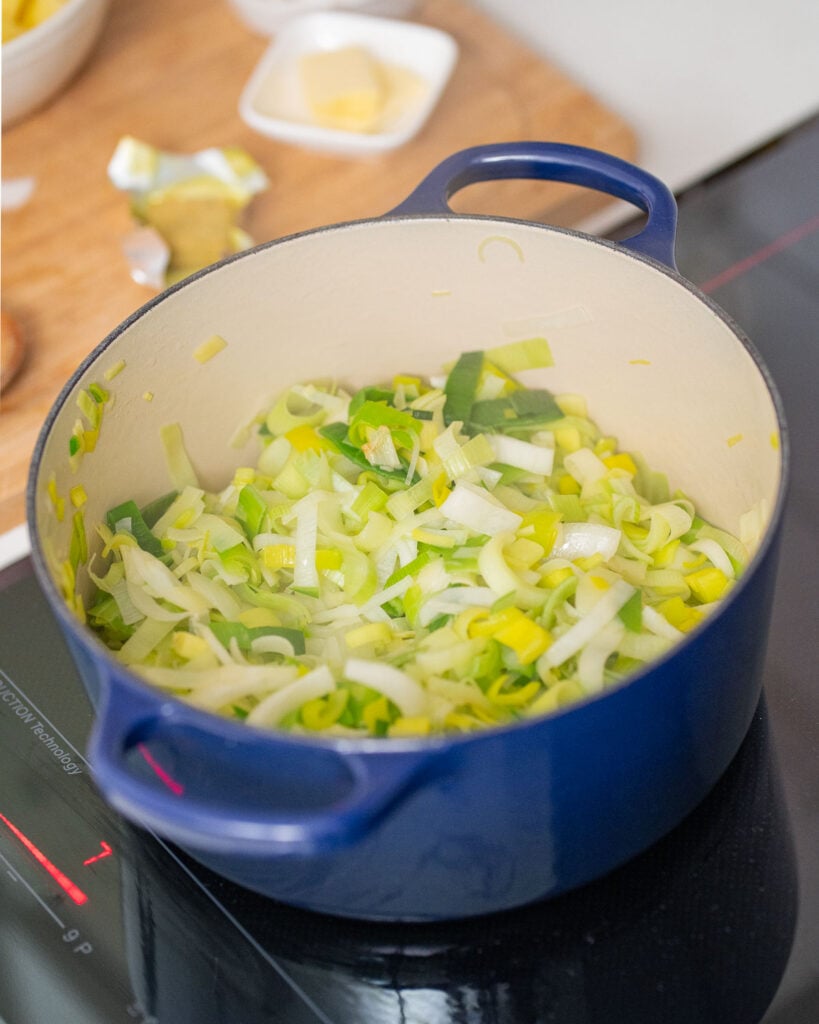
[118,619,176,665]
[187,571,243,620]
[642,604,684,640]
[359,575,413,620]
[110,579,145,625]
[440,481,522,536]
[143,662,297,694]
[195,513,246,553]
[577,619,625,692]
[563,448,608,486]
[246,665,336,727]
[121,546,210,615]
[689,538,735,578]
[292,496,320,592]
[344,658,427,717]
[551,523,621,562]
[417,586,497,626]
[151,486,205,537]
[478,532,547,610]
[544,579,635,668]
[488,434,555,476]
[160,422,199,490]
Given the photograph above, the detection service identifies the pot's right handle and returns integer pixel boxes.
[388,142,678,270]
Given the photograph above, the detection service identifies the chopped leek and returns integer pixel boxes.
[86,350,749,737]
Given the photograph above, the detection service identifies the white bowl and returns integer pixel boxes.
[238,11,458,156]
[227,0,418,37]
[2,0,110,128]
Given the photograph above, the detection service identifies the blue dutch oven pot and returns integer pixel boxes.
[28,143,788,921]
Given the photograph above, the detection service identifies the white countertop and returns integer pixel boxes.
[475,0,819,230]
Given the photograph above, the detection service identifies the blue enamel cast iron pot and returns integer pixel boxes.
[28,144,788,921]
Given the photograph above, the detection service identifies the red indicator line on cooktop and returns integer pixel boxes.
[0,811,88,905]
[699,212,819,293]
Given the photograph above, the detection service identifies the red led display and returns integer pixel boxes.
[0,810,89,905]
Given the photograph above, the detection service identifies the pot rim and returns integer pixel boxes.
[26,210,791,755]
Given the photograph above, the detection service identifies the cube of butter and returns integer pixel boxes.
[300,46,387,133]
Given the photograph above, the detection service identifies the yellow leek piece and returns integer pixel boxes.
[594,436,618,458]
[682,552,708,571]
[555,426,581,452]
[464,702,501,726]
[393,374,422,392]
[623,522,649,542]
[541,566,574,589]
[172,632,210,660]
[685,567,729,603]
[388,716,432,737]
[232,466,256,487]
[557,474,581,495]
[432,473,451,507]
[453,607,491,640]
[443,711,483,732]
[58,559,75,602]
[286,425,330,453]
[103,359,126,381]
[301,690,349,731]
[47,474,65,522]
[505,537,545,571]
[603,452,638,475]
[467,605,523,638]
[411,527,460,548]
[487,674,541,706]
[315,548,343,571]
[69,485,88,508]
[556,393,587,418]
[528,679,586,715]
[573,554,604,572]
[492,616,552,665]
[262,544,296,570]
[193,334,227,364]
[653,539,679,568]
[142,392,154,402]
[363,695,392,732]
[238,607,282,629]
[345,621,393,649]
[657,596,703,633]
[520,509,561,553]
[486,337,553,374]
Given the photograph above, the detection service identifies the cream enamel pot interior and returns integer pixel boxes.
[28,143,787,921]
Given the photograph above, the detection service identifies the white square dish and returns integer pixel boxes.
[227,0,418,37]
[238,11,458,156]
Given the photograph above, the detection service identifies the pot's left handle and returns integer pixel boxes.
[88,682,442,855]
[388,142,678,269]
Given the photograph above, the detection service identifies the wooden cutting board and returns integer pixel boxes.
[0,0,636,535]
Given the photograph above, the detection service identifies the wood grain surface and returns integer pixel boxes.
[0,0,636,534]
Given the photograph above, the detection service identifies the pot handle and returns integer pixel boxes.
[88,682,442,855]
[388,142,678,269]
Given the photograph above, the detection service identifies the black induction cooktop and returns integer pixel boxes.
[1,116,817,1024]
